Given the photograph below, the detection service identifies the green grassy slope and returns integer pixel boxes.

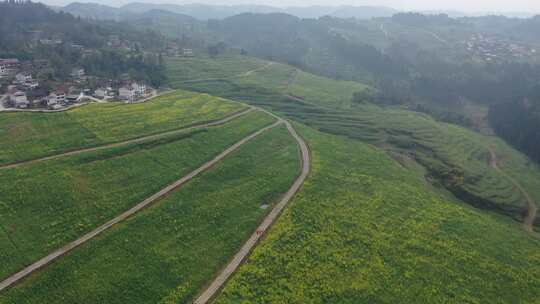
[215,125,540,304]
[170,57,540,226]
[0,91,244,165]
[287,70,370,109]
[0,125,300,304]
[166,55,267,85]
[0,111,274,279]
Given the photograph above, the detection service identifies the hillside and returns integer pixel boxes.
[62,2,400,21]
[215,124,540,303]
[1,6,540,304]
[0,54,538,303]
[60,2,128,20]
[0,91,244,165]
[200,13,540,165]
[170,55,540,232]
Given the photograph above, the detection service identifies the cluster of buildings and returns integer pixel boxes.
[106,35,142,52]
[1,57,89,109]
[465,34,537,62]
[4,83,84,110]
[26,31,97,56]
[91,82,150,103]
[1,56,153,110]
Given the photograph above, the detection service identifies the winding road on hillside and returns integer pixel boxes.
[179,62,274,84]
[0,112,289,292]
[488,147,539,237]
[0,107,254,170]
[193,114,310,304]
[380,23,390,38]
[421,29,449,45]
[0,106,311,296]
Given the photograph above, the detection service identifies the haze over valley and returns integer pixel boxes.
[0,0,539,303]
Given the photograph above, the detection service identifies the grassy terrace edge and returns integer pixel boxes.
[0,125,301,304]
[168,56,540,230]
[214,123,540,304]
[0,110,275,280]
[0,90,246,166]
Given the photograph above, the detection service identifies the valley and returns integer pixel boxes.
[1,2,540,303]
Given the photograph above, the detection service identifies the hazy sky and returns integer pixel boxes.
[40,0,540,13]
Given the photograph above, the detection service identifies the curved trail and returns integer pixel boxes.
[488,148,539,236]
[179,62,274,84]
[0,116,283,292]
[0,108,254,170]
[193,116,310,304]
[421,29,449,45]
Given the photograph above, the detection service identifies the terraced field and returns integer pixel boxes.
[1,54,539,304]
[0,125,301,304]
[172,57,540,230]
[287,70,370,109]
[215,125,540,303]
[0,110,275,280]
[0,90,245,165]
[166,55,268,85]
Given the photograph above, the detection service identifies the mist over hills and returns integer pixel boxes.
[57,2,538,21]
[59,2,399,20]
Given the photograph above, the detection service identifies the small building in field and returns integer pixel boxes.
[94,88,107,99]
[118,82,147,103]
[66,92,84,103]
[9,91,29,108]
[182,49,194,57]
[47,91,66,106]
[93,87,114,99]
[118,86,136,102]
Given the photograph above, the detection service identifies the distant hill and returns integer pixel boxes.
[209,13,404,81]
[60,2,128,20]
[124,9,210,40]
[281,6,336,19]
[330,6,399,19]
[121,3,280,20]
[60,2,401,21]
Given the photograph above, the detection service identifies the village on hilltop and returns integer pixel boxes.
[464,33,538,62]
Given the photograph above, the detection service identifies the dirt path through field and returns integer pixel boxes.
[193,114,310,304]
[0,107,254,170]
[180,62,274,84]
[488,147,539,237]
[238,62,275,77]
[0,116,282,292]
[380,23,390,38]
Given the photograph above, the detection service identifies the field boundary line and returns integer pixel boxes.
[0,107,254,170]
[178,62,274,84]
[0,118,282,292]
[488,147,539,238]
[193,116,311,304]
